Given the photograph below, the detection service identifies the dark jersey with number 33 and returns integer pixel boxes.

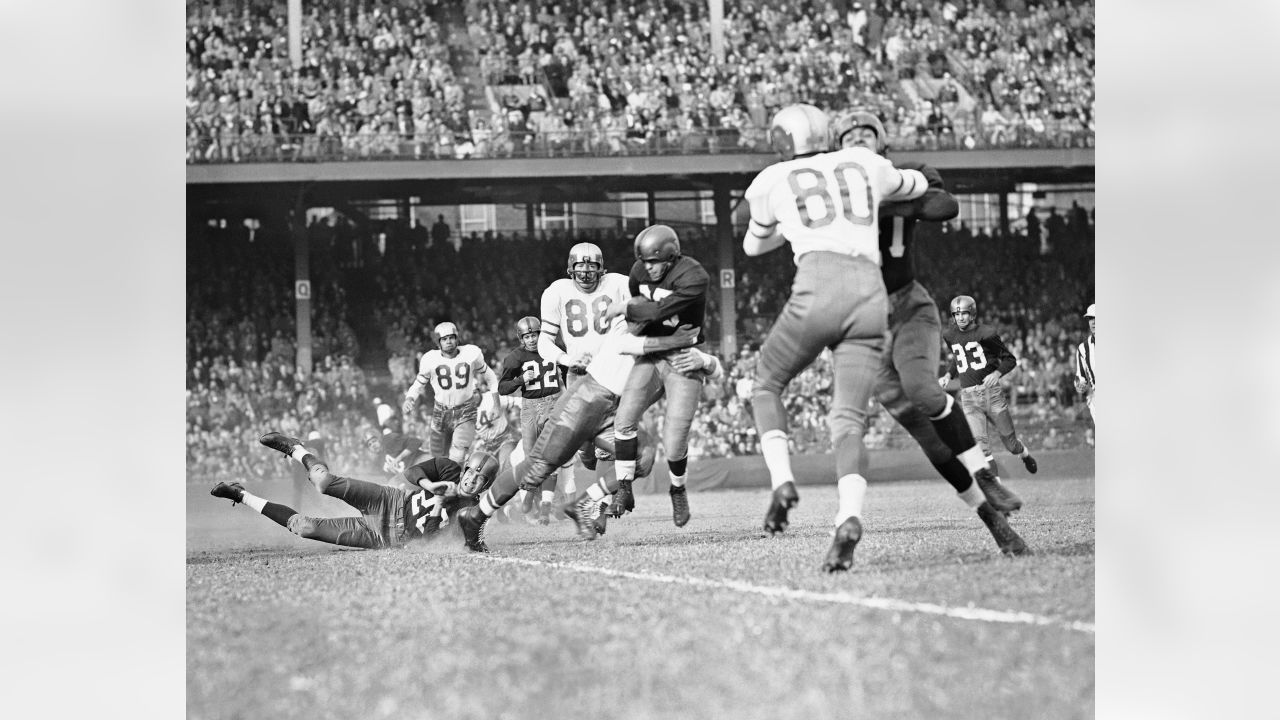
[497,347,562,399]
[626,256,710,344]
[942,323,1018,388]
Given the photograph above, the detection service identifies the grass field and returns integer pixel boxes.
[187,474,1094,720]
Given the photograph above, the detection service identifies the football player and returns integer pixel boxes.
[942,295,1039,482]
[402,321,500,464]
[456,313,710,552]
[605,224,713,528]
[537,242,633,515]
[831,110,1029,556]
[496,317,565,521]
[743,103,928,572]
[1074,303,1096,426]
[211,432,499,549]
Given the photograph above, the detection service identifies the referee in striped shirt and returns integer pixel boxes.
[1074,304,1097,423]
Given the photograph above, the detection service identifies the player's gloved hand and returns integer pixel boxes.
[402,396,417,415]
[523,367,539,383]
[982,372,1001,389]
[383,457,406,474]
[1074,378,1089,395]
[937,376,950,388]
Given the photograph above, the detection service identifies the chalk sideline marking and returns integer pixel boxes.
[479,555,1094,634]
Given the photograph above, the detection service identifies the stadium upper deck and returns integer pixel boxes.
[186,0,1094,164]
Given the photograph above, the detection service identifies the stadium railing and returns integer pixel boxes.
[186,124,1095,164]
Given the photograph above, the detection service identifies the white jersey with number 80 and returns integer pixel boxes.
[539,273,631,360]
[744,146,927,264]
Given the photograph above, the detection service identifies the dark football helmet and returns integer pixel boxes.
[458,450,501,498]
[634,224,681,263]
[566,242,604,292]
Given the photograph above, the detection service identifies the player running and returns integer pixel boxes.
[402,321,500,464]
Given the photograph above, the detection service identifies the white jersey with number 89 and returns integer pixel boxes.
[744,146,927,264]
[539,273,631,360]
[407,344,492,408]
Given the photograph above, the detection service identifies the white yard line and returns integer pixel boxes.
[479,555,1095,635]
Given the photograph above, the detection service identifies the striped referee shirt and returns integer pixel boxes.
[1075,335,1096,389]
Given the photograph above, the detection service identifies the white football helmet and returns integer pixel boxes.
[769,103,832,160]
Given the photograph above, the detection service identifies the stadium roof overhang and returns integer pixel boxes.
[186,148,1093,208]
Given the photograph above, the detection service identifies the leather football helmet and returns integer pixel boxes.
[950,295,977,329]
[634,224,681,263]
[515,316,540,350]
[458,450,501,498]
[832,109,888,153]
[433,321,459,340]
[769,103,832,160]
[566,242,604,292]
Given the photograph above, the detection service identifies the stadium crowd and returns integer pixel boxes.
[186,204,1094,482]
[187,0,1094,162]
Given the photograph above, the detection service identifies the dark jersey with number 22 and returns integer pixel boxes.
[497,347,562,399]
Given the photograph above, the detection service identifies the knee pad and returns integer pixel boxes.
[288,515,318,538]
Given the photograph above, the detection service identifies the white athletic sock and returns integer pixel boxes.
[670,472,687,488]
[559,465,577,495]
[542,490,556,504]
[834,474,867,526]
[289,445,315,464]
[760,430,794,489]
[957,447,988,475]
[241,491,267,514]
[615,459,636,483]
[958,483,985,509]
[479,491,498,517]
[586,483,607,502]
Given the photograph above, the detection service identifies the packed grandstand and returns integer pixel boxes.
[187,0,1094,162]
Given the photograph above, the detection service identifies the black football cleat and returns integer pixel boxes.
[560,496,599,541]
[458,506,490,553]
[210,482,245,505]
[592,501,610,535]
[670,485,691,527]
[973,467,1022,513]
[763,481,800,536]
[608,479,635,517]
[977,503,1032,556]
[821,517,864,573]
[1022,454,1038,474]
[258,431,299,456]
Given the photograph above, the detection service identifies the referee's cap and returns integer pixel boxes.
[1084,303,1096,319]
